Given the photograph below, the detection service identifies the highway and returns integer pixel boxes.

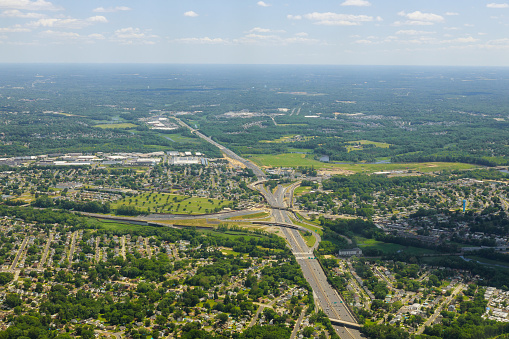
[173,120,363,338]
[271,184,362,339]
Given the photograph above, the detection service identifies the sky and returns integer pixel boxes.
[1,0,509,65]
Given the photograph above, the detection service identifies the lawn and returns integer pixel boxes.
[248,153,478,173]
[94,123,138,129]
[91,219,156,232]
[227,211,271,220]
[249,153,323,167]
[159,133,201,144]
[294,186,313,196]
[199,228,266,241]
[111,192,234,214]
[346,140,391,151]
[290,218,323,236]
[300,230,316,247]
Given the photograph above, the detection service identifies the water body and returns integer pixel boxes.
[162,136,175,142]
[500,169,509,174]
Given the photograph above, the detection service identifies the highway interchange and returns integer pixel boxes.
[176,118,363,338]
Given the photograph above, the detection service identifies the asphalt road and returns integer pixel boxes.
[272,187,363,339]
[173,120,363,339]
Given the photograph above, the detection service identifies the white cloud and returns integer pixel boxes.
[303,12,375,26]
[287,14,302,20]
[341,0,371,7]
[28,15,107,29]
[113,27,158,44]
[183,11,198,17]
[395,11,444,26]
[0,24,30,32]
[487,38,509,44]
[248,27,271,33]
[487,3,509,8]
[355,39,373,44]
[295,32,308,37]
[93,6,131,13]
[257,1,271,7]
[445,12,459,16]
[87,16,107,23]
[39,29,80,39]
[175,37,229,44]
[0,0,61,11]
[1,9,44,17]
[441,36,479,44]
[88,33,105,39]
[396,30,435,35]
[247,27,285,33]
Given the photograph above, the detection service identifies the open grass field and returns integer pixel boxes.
[291,218,323,236]
[91,219,157,232]
[301,230,316,247]
[356,236,437,255]
[287,148,312,153]
[199,228,267,241]
[346,140,391,151]
[249,153,323,167]
[111,192,233,214]
[294,186,313,197]
[159,133,201,144]
[94,123,138,129]
[227,211,271,220]
[248,153,478,173]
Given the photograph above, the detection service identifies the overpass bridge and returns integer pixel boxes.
[329,318,363,330]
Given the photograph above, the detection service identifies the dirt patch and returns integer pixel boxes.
[318,169,355,176]
[223,154,246,169]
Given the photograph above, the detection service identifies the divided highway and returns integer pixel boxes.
[175,119,363,339]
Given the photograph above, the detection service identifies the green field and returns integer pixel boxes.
[112,192,233,214]
[291,218,323,237]
[227,211,271,220]
[94,123,138,129]
[159,133,201,144]
[91,219,156,232]
[346,140,391,151]
[249,153,323,167]
[248,153,478,173]
[301,230,316,247]
[294,186,313,196]
[356,237,436,255]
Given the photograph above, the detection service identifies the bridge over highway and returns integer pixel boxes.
[329,319,363,330]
